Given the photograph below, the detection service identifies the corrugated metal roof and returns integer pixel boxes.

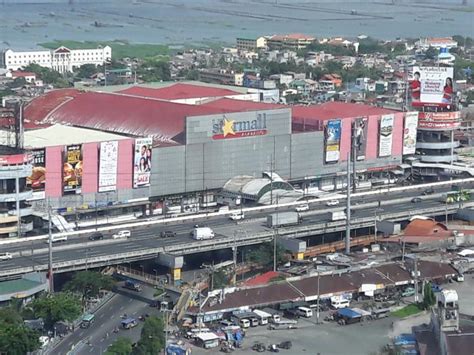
[118,83,241,100]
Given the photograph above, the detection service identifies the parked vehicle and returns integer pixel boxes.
[277,341,292,350]
[121,318,138,329]
[295,204,309,212]
[113,230,130,239]
[326,200,339,206]
[330,296,350,309]
[123,280,142,292]
[160,231,177,238]
[296,307,313,318]
[262,308,281,323]
[432,284,443,293]
[267,212,301,228]
[0,252,12,261]
[252,342,266,352]
[330,211,346,221]
[401,287,415,297]
[229,211,245,221]
[192,227,215,240]
[455,274,465,282]
[89,232,103,241]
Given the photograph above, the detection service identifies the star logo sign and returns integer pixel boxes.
[222,118,235,137]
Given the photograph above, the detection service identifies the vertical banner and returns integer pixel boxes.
[411,66,454,105]
[133,138,152,188]
[63,144,83,194]
[324,119,341,163]
[353,117,368,161]
[98,141,118,192]
[27,149,46,199]
[403,112,419,155]
[379,114,394,157]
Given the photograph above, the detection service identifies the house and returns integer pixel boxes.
[267,33,316,50]
[236,36,267,52]
[289,79,317,96]
[11,70,36,83]
[321,73,342,88]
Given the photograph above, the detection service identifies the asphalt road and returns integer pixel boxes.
[0,183,472,276]
[52,284,158,355]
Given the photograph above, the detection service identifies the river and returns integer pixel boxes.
[0,0,473,50]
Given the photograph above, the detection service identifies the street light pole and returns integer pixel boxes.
[345,152,351,254]
[316,272,320,324]
[48,204,54,293]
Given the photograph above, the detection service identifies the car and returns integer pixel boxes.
[455,274,465,282]
[411,197,422,203]
[89,232,104,241]
[423,188,434,195]
[160,231,176,238]
[295,204,309,212]
[326,200,340,206]
[432,284,443,293]
[277,341,292,350]
[229,212,245,221]
[0,252,12,261]
[113,230,131,239]
[401,287,415,297]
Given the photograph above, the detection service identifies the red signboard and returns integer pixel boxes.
[0,153,30,166]
[418,111,460,121]
[418,121,461,129]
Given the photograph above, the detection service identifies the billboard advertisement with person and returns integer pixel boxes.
[98,141,118,192]
[379,114,394,157]
[353,117,368,161]
[27,149,46,199]
[403,112,418,155]
[133,138,152,188]
[324,119,341,163]
[410,67,454,105]
[63,145,83,194]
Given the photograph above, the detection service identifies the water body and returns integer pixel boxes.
[0,0,473,50]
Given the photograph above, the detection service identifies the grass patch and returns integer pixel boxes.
[38,40,169,59]
[153,288,165,298]
[391,304,423,318]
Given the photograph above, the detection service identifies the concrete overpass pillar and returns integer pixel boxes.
[157,254,184,284]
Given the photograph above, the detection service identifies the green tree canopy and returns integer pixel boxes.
[246,242,289,269]
[23,63,70,88]
[422,283,436,310]
[75,64,99,79]
[132,316,165,355]
[0,306,23,325]
[138,59,171,82]
[0,323,41,355]
[65,271,114,302]
[106,337,133,355]
[31,292,81,329]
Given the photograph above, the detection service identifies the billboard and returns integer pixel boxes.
[379,114,394,157]
[410,67,454,105]
[98,141,118,192]
[27,149,46,199]
[403,112,418,155]
[353,117,368,161]
[133,138,152,188]
[324,120,341,163]
[63,145,82,194]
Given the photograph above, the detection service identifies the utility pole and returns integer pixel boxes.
[15,170,21,237]
[413,256,419,303]
[48,204,54,292]
[273,228,277,272]
[316,271,320,324]
[345,153,351,255]
[352,123,357,193]
[232,231,238,285]
[269,154,274,205]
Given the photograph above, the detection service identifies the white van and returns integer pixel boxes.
[0,252,12,260]
[238,319,250,328]
[229,212,245,221]
[49,235,67,243]
[297,307,313,318]
[113,230,131,239]
[331,298,350,309]
[295,204,309,212]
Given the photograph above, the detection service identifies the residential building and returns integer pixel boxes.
[416,37,458,50]
[199,69,244,86]
[11,71,36,83]
[267,33,316,50]
[289,79,317,96]
[321,74,342,88]
[2,46,112,73]
[236,37,267,52]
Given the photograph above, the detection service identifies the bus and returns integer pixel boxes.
[80,313,95,329]
[121,318,138,329]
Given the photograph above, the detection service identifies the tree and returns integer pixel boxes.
[246,242,289,269]
[65,271,114,307]
[422,283,436,310]
[31,293,81,329]
[424,46,438,60]
[138,59,171,82]
[212,270,229,290]
[75,64,99,79]
[23,63,71,88]
[0,323,41,355]
[0,306,23,325]
[132,316,165,355]
[106,337,133,355]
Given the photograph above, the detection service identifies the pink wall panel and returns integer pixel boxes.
[339,118,351,161]
[392,113,404,156]
[82,143,98,194]
[117,139,133,190]
[366,115,380,160]
[45,146,63,197]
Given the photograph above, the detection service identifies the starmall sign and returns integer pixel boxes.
[212,113,268,140]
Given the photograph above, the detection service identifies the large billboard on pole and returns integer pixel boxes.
[410,66,454,105]
[353,117,368,161]
[63,144,82,194]
[133,138,152,188]
[403,112,418,155]
[379,114,394,157]
[98,141,118,192]
[324,120,341,163]
[27,148,46,199]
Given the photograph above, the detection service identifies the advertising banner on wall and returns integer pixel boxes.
[324,120,341,163]
[410,67,454,105]
[353,117,368,161]
[133,138,152,188]
[379,114,394,157]
[98,141,118,192]
[403,112,418,155]
[27,149,46,199]
[63,145,82,194]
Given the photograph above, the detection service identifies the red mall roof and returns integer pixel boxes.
[118,83,242,101]
[23,89,229,143]
[201,98,281,112]
[243,271,281,287]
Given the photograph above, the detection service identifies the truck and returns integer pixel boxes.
[330,211,346,221]
[123,280,142,292]
[267,212,301,228]
[192,227,215,240]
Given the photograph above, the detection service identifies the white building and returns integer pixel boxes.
[2,46,112,73]
[416,37,458,50]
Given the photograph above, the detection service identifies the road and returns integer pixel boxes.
[52,284,158,355]
[0,182,472,278]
